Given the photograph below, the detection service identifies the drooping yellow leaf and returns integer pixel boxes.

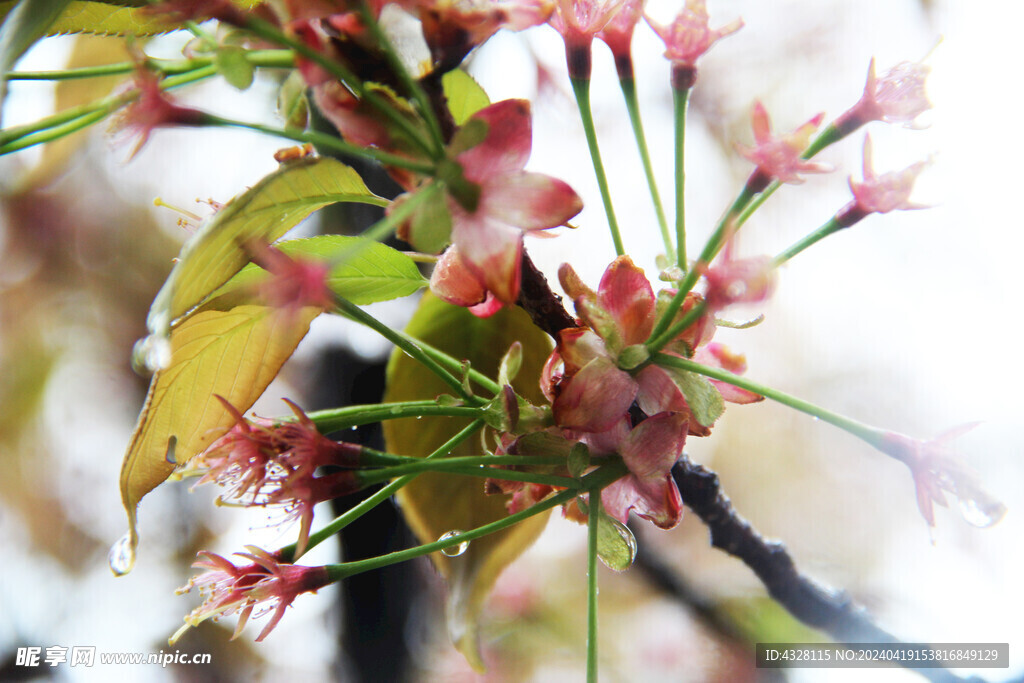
[147,157,388,336]
[117,298,319,574]
[0,0,263,37]
[383,293,553,670]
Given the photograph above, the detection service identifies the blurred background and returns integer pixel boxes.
[1,0,1022,681]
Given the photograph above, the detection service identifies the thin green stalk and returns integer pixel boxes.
[325,462,628,580]
[201,114,436,173]
[356,1,445,156]
[586,487,601,683]
[239,13,438,160]
[392,329,502,396]
[1,63,220,152]
[773,215,844,265]
[619,76,671,257]
[332,295,482,405]
[0,108,110,154]
[6,50,295,81]
[570,77,624,256]
[303,400,482,433]
[360,457,579,489]
[674,85,691,270]
[645,187,755,353]
[283,419,485,561]
[651,353,884,446]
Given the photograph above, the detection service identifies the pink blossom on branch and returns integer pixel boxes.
[737,102,830,192]
[171,546,331,644]
[875,424,1006,529]
[406,99,583,305]
[834,58,932,137]
[645,0,742,84]
[837,134,930,227]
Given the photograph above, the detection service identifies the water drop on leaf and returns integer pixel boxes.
[597,515,638,571]
[108,531,136,576]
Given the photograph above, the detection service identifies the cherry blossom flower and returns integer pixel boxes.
[596,0,644,65]
[243,240,336,318]
[590,413,687,529]
[836,134,929,227]
[194,398,364,555]
[645,0,742,71]
[876,424,1006,528]
[550,0,625,77]
[702,254,775,313]
[171,546,331,644]
[834,58,932,137]
[406,99,583,304]
[403,0,553,67]
[113,67,209,159]
[546,257,736,433]
[737,102,829,191]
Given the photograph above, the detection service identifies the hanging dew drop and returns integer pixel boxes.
[957,497,1007,528]
[108,531,136,576]
[438,530,469,556]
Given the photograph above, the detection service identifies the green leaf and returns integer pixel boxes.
[404,182,452,254]
[442,68,490,126]
[212,235,426,305]
[595,511,637,571]
[118,298,321,574]
[0,0,263,38]
[147,157,388,337]
[277,70,309,130]
[215,45,253,90]
[0,0,73,116]
[663,365,725,428]
[383,293,553,671]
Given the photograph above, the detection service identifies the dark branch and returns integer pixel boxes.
[516,250,577,338]
[671,458,979,683]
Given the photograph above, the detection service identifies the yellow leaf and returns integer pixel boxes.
[117,299,319,575]
[383,294,553,670]
[147,157,386,336]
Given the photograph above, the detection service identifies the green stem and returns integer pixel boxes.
[773,215,844,265]
[359,456,579,489]
[324,462,628,580]
[283,419,485,561]
[331,295,482,405]
[1,64,219,153]
[651,353,885,446]
[202,114,436,174]
[303,400,482,433]
[570,77,624,256]
[586,485,601,683]
[391,329,502,396]
[239,14,438,160]
[645,187,755,353]
[618,76,672,257]
[6,50,295,81]
[674,85,691,270]
[357,1,445,156]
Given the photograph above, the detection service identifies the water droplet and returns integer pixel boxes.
[957,497,1007,528]
[108,531,136,576]
[415,416,422,420]
[438,530,469,557]
[131,334,171,374]
[597,516,638,570]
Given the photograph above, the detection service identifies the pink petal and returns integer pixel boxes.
[429,246,487,307]
[602,473,683,529]
[596,256,656,345]
[456,99,532,181]
[553,356,637,431]
[451,214,523,303]
[635,364,687,415]
[482,171,583,231]
[751,101,771,144]
[558,327,609,372]
[619,412,688,479]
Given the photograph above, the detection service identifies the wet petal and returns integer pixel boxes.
[451,214,523,303]
[553,357,637,431]
[456,99,532,181]
[482,171,583,231]
[430,247,487,307]
[596,256,656,345]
